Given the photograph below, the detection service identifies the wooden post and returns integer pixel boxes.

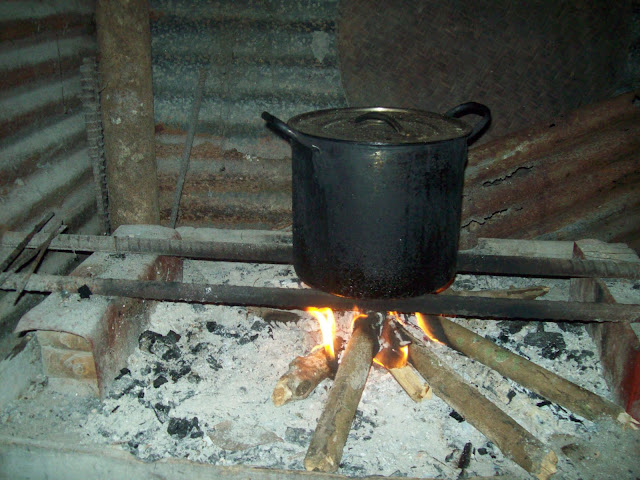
[96,0,159,228]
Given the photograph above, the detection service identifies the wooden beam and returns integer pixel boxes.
[96,0,159,227]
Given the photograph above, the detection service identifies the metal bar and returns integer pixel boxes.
[455,252,640,280]
[2,232,640,280]
[1,273,639,323]
[169,68,207,228]
[0,212,54,273]
[11,223,65,304]
[0,232,293,263]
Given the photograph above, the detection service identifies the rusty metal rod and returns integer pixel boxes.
[169,68,207,228]
[1,232,640,280]
[0,212,54,273]
[1,273,639,322]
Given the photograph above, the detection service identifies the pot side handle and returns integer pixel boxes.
[444,102,491,145]
[262,111,308,145]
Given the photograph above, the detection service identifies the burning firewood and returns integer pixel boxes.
[304,311,383,473]
[403,333,558,480]
[374,313,431,403]
[271,307,342,406]
[387,363,432,402]
[272,345,336,407]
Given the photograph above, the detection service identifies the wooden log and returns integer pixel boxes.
[304,312,382,473]
[430,315,638,428]
[404,332,557,480]
[388,364,431,402]
[272,346,334,407]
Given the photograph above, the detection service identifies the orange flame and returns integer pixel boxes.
[307,307,336,359]
[373,312,409,369]
[415,312,444,345]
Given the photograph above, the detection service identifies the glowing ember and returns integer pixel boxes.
[415,312,444,345]
[307,307,336,359]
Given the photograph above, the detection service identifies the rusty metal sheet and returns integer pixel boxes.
[460,90,640,251]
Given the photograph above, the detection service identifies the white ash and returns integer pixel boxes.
[2,261,639,479]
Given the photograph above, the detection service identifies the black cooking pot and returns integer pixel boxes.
[262,103,491,299]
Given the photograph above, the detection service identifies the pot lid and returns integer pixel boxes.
[287,107,473,144]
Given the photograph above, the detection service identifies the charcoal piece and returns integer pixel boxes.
[153,375,168,388]
[153,362,167,374]
[497,320,528,335]
[166,330,181,343]
[250,320,267,331]
[139,330,182,360]
[285,427,312,446]
[191,342,210,354]
[154,402,171,415]
[207,355,222,370]
[458,442,472,469]
[137,389,145,399]
[78,284,92,299]
[238,333,259,345]
[506,389,516,403]
[114,368,130,380]
[167,417,201,439]
[169,363,191,382]
[206,321,223,333]
[206,321,241,338]
[161,345,181,361]
[152,402,171,423]
[477,447,488,455]
[353,410,377,429]
[537,400,552,408]
[110,378,145,399]
[445,449,457,462]
[449,410,465,423]
[523,331,566,360]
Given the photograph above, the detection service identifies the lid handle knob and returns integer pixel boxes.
[353,112,410,137]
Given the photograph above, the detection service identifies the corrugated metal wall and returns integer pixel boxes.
[150,0,346,228]
[0,0,98,327]
[0,0,98,234]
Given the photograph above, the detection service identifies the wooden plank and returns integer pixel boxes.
[571,239,640,420]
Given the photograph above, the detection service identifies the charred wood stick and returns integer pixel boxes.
[404,336,558,480]
[429,315,639,428]
[304,312,382,473]
[387,364,431,402]
[2,232,640,280]
[1,273,640,323]
[442,286,550,299]
[273,346,335,407]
